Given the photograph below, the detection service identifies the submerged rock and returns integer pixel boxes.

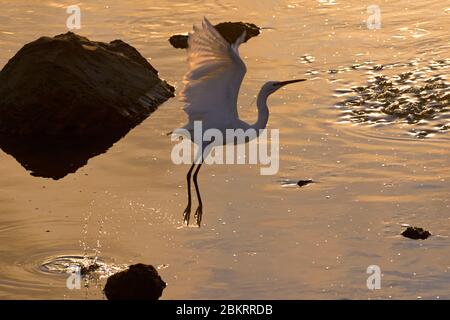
[80,262,101,276]
[169,21,260,49]
[0,32,174,179]
[169,34,191,49]
[401,226,431,240]
[297,179,314,187]
[104,263,166,300]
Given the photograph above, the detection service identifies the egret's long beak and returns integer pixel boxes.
[278,79,307,87]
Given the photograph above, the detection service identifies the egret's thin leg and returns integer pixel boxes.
[183,163,196,225]
[193,163,203,226]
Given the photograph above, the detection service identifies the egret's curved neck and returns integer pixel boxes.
[251,89,269,131]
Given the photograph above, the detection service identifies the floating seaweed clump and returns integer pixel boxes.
[335,59,450,138]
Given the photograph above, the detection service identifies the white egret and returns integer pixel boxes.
[178,17,306,226]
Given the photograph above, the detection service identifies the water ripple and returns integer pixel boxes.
[334,59,450,138]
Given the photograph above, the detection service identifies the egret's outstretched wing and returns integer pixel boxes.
[181,17,247,127]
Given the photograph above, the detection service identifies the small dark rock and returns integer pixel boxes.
[80,263,101,275]
[297,179,314,187]
[169,21,260,49]
[401,226,431,240]
[104,263,166,300]
[169,34,190,49]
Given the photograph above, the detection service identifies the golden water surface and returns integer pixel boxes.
[0,0,449,299]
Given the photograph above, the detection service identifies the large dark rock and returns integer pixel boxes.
[0,32,175,179]
[104,263,166,300]
[169,21,260,49]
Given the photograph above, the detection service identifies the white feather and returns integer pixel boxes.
[181,17,247,130]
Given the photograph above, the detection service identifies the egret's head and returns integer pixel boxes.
[261,79,306,96]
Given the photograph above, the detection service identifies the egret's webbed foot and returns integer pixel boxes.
[194,205,203,227]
